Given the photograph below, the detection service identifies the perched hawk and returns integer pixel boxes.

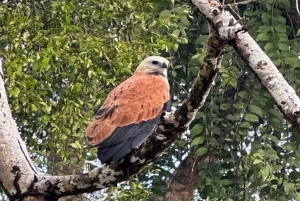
[86,56,171,163]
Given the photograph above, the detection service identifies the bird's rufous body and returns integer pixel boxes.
[86,56,170,163]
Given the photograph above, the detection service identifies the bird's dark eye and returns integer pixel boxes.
[152,60,159,65]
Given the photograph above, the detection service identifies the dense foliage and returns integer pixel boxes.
[1,0,300,200]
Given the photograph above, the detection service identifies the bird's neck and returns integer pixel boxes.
[135,68,167,78]
[147,71,167,78]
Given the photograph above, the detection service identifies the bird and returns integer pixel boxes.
[86,56,171,163]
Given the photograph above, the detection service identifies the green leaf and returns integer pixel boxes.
[284,142,295,151]
[72,83,82,93]
[267,149,279,160]
[261,165,271,181]
[261,12,271,23]
[191,136,205,147]
[233,101,245,110]
[195,35,209,46]
[264,42,275,53]
[258,25,271,33]
[274,32,288,42]
[284,182,295,195]
[75,141,82,149]
[70,142,80,149]
[172,29,180,37]
[256,32,270,42]
[278,43,289,51]
[244,114,259,122]
[22,31,30,41]
[275,24,287,33]
[195,147,208,157]
[240,121,251,128]
[148,20,157,28]
[39,102,51,113]
[31,104,38,112]
[191,124,204,138]
[220,103,230,110]
[212,126,221,135]
[248,104,263,117]
[10,87,20,97]
[159,10,172,19]
[269,135,279,144]
[253,159,263,165]
[269,109,282,119]
[42,115,50,123]
[220,179,233,186]
[277,0,290,10]
[238,91,249,99]
[274,16,286,25]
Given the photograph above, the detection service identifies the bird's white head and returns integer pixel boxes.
[136,56,169,77]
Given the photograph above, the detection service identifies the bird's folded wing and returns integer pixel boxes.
[86,74,170,146]
[97,99,171,163]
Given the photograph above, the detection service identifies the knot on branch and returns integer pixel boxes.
[11,165,21,174]
[207,5,248,42]
[160,111,178,131]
